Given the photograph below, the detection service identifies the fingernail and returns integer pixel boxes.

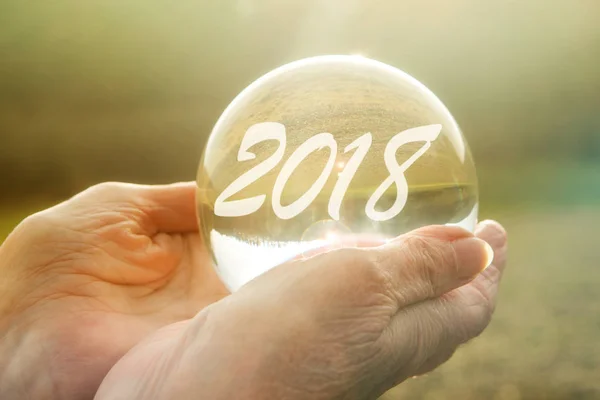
[453,237,494,278]
[483,241,494,269]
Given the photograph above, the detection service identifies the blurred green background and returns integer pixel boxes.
[1,1,599,398]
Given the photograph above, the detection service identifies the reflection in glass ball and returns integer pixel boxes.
[197,55,478,292]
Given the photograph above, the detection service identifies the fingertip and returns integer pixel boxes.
[476,219,506,236]
[475,220,507,251]
[475,220,508,273]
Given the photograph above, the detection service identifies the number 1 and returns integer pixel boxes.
[328,133,372,220]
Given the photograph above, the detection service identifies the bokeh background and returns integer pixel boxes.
[1,1,599,398]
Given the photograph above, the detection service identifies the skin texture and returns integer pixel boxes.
[0,182,507,400]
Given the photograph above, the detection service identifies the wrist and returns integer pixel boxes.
[0,322,49,399]
[174,306,288,399]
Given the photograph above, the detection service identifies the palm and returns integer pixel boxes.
[0,182,227,399]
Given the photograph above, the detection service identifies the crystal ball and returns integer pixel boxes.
[197,55,478,292]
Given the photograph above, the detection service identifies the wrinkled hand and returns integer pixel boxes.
[0,182,228,399]
[96,221,507,399]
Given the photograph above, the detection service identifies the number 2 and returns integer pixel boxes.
[213,122,286,217]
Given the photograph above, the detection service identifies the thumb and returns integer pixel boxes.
[373,225,494,310]
[319,225,493,311]
[260,225,493,320]
[376,221,507,387]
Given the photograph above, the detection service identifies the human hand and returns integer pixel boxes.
[96,221,507,399]
[0,182,228,399]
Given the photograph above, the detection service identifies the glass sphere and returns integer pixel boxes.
[197,55,478,292]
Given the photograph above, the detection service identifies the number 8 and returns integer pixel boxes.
[366,124,442,221]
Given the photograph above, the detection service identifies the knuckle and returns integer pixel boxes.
[354,250,391,289]
[475,289,496,323]
[74,182,137,206]
[479,221,508,249]
[402,235,455,294]
[466,303,494,339]
[403,235,440,263]
[488,222,508,243]
[18,210,54,233]
[9,210,59,247]
[85,181,126,197]
[453,291,495,341]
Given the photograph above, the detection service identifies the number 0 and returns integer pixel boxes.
[272,133,338,220]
